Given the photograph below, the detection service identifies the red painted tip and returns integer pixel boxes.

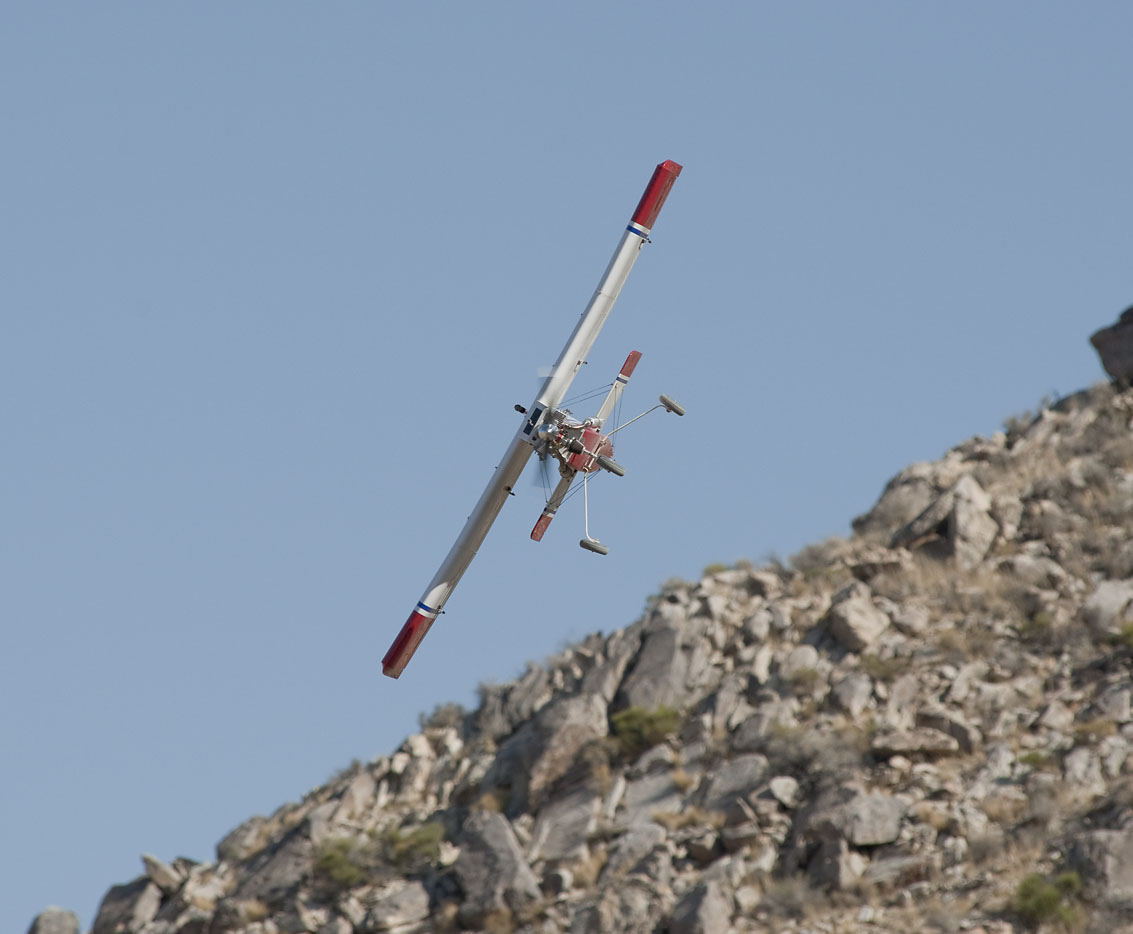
[631,160,683,231]
[382,609,436,679]
[531,514,553,542]
[619,350,643,379]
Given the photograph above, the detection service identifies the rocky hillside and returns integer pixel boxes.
[33,381,1133,934]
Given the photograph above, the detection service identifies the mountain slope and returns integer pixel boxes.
[35,383,1133,934]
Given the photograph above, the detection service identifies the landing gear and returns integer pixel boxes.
[579,469,608,556]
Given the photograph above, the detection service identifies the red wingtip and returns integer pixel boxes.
[620,350,643,378]
[382,609,436,679]
[531,514,553,542]
[631,160,683,230]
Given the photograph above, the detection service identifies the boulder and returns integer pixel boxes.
[454,811,540,928]
[1081,579,1133,637]
[890,474,998,569]
[668,879,733,934]
[697,753,769,816]
[91,877,162,934]
[871,728,960,759]
[826,583,890,652]
[601,823,667,881]
[1067,827,1133,906]
[365,880,430,931]
[528,787,601,862]
[1091,307,1133,387]
[26,908,80,934]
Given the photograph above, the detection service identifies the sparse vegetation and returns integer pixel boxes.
[314,837,371,891]
[609,705,681,759]
[419,701,468,732]
[1013,871,1081,930]
[860,652,911,681]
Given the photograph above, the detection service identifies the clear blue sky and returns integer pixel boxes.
[3,3,1125,929]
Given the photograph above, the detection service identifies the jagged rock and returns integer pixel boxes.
[27,907,80,934]
[142,853,186,894]
[620,770,684,827]
[768,775,800,809]
[807,836,865,890]
[91,877,162,934]
[618,609,716,711]
[832,672,873,717]
[483,693,608,814]
[454,811,540,928]
[1091,308,1133,387]
[803,788,905,848]
[235,827,313,903]
[668,879,732,934]
[1068,827,1133,905]
[916,704,982,753]
[570,879,672,934]
[852,462,941,540]
[871,727,960,759]
[602,823,666,881]
[1081,579,1133,636]
[697,754,769,816]
[890,474,998,569]
[365,880,430,931]
[825,582,890,651]
[528,787,601,862]
[217,815,270,863]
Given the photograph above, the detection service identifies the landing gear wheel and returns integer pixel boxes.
[595,454,626,477]
[579,539,609,555]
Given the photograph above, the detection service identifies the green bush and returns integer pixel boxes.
[1014,871,1081,929]
[388,820,445,871]
[314,837,369,891]
[610,705,681,759]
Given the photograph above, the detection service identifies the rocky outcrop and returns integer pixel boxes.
[42,382,1133,934]
[1091,306,1133,387]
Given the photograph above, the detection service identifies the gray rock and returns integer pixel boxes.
[890,474,998,569]
[826,582,889,652]
[1081,579,1133,636]
[91,877,162,934]
[1068,827,1133,905]
[570,879,672,934]
[832,672,873,718]
[1091,308,1133,387]
[951,475,999,569]
[620,770,684,827]
[668,879,733,934]
[142,853,185,894]
[602,823,666,881]
[768,775,800,809]
[454,811,540,928]
[235,828,313,902]
[916,705,982,753]
[842,792,905,846]
[807,836,865,890]
[216,815,270,863]
[852,463,940,540]
[528,787,601,862]
[698,753,769,815]
[483,692,608,814]
[365,880,430,931]
[779,644,820,681]
[871,728,960,759]
[26,908,79,934]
